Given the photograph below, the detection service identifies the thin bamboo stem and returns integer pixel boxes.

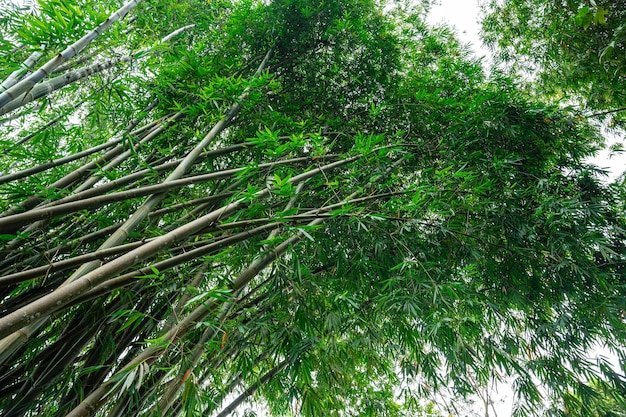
[214,359,288,417]
[71,223,280,306]
[0,222,122,274]
[0,239,147,287]
[69,117,175,194]
[0,116,159,219]
[148,191,236,218]
[0,134,124,185]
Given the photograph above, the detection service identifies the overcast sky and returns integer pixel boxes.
[427,0,484,53]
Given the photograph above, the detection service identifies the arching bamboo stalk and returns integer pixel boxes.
[0,155,356,337]
[70,112,184,194]
[0,51,44,92]
[70,223,281,306]
[0,0,140,109]
[64,217,323,417]
[39,142,247,208]
[0,155,333,232]
[0,133,125,185]
[0,24,194,117]
[0,115,162,219]
[0,57,133,117]
[0,222,123,274]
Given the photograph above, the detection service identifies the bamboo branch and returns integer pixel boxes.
[69,223,281,306]
[0,222,122,274]
[148,192,236,218]
[0,239,147,287]
[69,112,183,194]
[587,106,626,118]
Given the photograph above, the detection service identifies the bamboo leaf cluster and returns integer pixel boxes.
[0,1,624,416]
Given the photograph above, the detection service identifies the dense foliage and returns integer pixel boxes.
[0,1,625,416]
[482,0,626,125]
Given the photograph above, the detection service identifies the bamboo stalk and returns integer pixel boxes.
[0,133,124,185]
[133,24,196,59]
[0,239,147,287]
[52,50,102,74]
[0,213,290,288]
[0,222,122,274]
[153,297,238,416]
[0,57,133,117]
[1,24,194,117]
[0,51,44,92]
[42,142,246,208]
[0,155,357,338]
[6,90,148,150]
[70,223,281,306]
[63,219,320,417]
[161,178,246,232]
[69,113,181,194]
[148,191,236,218]
[0,116,160,219]
[6,100,157,184]
[0,155,329,233]
[0,0,140,109]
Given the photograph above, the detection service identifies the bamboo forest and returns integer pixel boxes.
[0,0,624,416]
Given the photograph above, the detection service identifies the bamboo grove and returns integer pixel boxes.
[0,0,625,416]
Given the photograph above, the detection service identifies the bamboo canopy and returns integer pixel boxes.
[0,1,624,416]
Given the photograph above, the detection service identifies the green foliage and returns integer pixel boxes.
[482,0,626,125]
[0,1,624,417]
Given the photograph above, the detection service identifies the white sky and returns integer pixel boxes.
[427,0,485,57]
